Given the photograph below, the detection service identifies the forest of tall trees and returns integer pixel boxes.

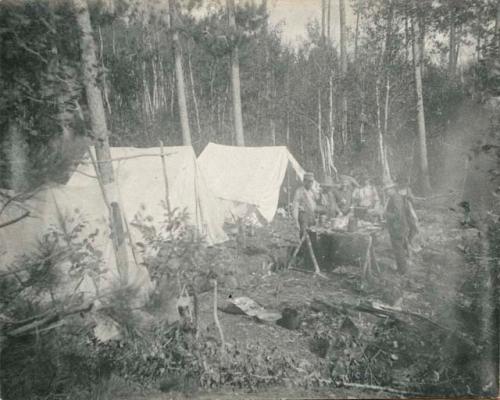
[1,0,499,194]
[1,1,500,399]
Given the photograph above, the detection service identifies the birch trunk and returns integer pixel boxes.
[73,0,129,285]
[496,0,500,50]
[412,6,432,194]
[339,0,348,147]
[354,0,360,62]
[327,0,331,41]
[449,5,456,77]
[375,80,391,185]
[169,0,192,146]
[321,0,326,43]
[228,0,245,146]
[188,45,202,140]
[318,89,326,175]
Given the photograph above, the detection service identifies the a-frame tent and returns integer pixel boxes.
[197,142,306,224]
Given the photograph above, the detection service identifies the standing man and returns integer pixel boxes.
[352,175,383,221]
[319,176,343,219]
[293,172,319,238]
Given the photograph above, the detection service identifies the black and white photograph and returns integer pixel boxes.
[0,0,499,399]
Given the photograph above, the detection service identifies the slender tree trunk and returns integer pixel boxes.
[476,29,481,62]
[448,4,456,77]
[419,16,425,75]
[404,5,409,63]
[327,0,331,41]
[375,80,391,185]
[169,0,192,146]
[328,73,336,177]
[339,0,348,147]
[98,25,112,117]
[411,6,432,194]
[318,89,326,176]
[263,0,274,145]
[354,0,360,62]
[321,0,326,43]
[73,0,129,285]
[339,0,347,75]
[496,0,500,51]
[384,78,390,136]
[8,121,27,193]
[227,0,245,146]
[188,44,202,140]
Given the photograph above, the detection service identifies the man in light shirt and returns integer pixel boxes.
[292,172,319,238]
[352,175,383,220]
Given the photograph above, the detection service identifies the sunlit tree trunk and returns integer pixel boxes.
[339,0,348,146]
[375,80,391,185]
[318,88,326,176]
[263,0,275,145]
[354,0,360,62]
[187,43,202,140]
[448,3,457,77]
[327,0,331,41]
[412,5,432,194]
[227,0,245,146]
[496,0,500,50]
[73,0,129,284]
[169,0,192,146]
[321,0,326,42]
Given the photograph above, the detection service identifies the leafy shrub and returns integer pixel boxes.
[133,204,206,286]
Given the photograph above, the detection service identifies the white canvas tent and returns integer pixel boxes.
[197,143,306,223]
[66,146,228,246]
[0,146,227,301]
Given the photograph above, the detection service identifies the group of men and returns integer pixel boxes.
[292,172,418,274]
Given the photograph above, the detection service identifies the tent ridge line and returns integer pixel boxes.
[79,152,181,164]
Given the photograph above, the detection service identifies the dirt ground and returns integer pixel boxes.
[114,195,496,399]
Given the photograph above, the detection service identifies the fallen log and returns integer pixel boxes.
[5,302,94,338]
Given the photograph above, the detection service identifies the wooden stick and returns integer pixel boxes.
[287,233,307,269]
[88,148,111,213]
[305,231,327,279]
[211,279,225,348]
[341,382,423,396]
[80,151,180,164]
[0,211,30,228]
[159,140,172,214]
[362,235,373,280]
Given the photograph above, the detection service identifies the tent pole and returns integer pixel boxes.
[88,147,111,213]
[115,177,141,268]
[89,148,130,283]
[159,141,172,215]
[193,156,201,241]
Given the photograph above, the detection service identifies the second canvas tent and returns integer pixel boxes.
[198,143,306,224]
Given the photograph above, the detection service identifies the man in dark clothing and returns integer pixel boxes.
[384,182,410,274]
[319,176,343,219]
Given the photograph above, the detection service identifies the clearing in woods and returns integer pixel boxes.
[112,193,493,399]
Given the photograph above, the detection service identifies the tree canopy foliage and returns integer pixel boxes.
[0,0,499,193]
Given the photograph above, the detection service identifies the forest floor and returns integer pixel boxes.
[113,194,495,400]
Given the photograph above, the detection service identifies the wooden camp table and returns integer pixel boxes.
[307,223,382,279]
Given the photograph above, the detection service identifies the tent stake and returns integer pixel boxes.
[159,140,172,215]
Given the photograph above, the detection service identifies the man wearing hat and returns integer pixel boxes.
[292,172,319,238]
